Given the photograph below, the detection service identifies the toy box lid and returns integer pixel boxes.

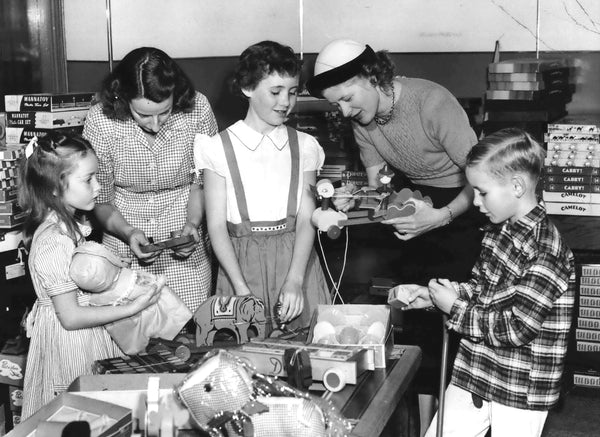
[7,392,131,437]
[68,373,192,432]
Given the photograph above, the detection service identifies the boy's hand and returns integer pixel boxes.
[389,284,433,310]
[428,278,459,314]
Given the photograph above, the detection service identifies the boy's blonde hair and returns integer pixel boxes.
[466,128,546,181]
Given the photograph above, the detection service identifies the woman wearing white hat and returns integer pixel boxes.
[307,39,484,282]
[307,39,486,436]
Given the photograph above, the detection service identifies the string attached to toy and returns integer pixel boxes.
[317,227,349,304]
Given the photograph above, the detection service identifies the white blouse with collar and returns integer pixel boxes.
[194,121,325,224]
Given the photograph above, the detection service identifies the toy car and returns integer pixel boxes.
[140,232,195,253]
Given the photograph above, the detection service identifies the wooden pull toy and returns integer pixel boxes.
[311,172,433,239]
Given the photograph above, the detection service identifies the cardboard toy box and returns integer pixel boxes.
[233,338,369,389]
[0,187,18,203]
[4,93,95,113]
[5,126,84,145]
[6,109,90,129]
[0,145,25,161]
[0,211,27,229]
[309,304,393,369]
[69,373,191,431]
[0,353,26,387]
[0,200,21,215]
[6,392,131,437]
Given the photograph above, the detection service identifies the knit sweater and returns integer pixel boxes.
[353,77,477,188]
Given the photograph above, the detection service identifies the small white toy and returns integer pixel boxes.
[387,285,412,309]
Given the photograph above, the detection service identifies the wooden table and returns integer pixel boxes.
[328,345,422,437]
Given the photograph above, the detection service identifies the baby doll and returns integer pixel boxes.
[69,241,192,354]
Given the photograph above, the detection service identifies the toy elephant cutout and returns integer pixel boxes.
[194,295,267,346]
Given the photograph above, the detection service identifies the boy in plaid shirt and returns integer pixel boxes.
[398,127,575,437]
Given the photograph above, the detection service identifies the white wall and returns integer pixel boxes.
[64,0,600,61]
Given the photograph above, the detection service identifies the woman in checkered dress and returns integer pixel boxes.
[83,47,218,312]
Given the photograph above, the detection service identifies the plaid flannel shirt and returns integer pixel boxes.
[448,201,575,410]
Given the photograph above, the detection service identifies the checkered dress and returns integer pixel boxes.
[83,92,218,311]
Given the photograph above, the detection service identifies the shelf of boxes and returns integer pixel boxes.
[0,92,95,232]
[542,115,600,217]
[573,263,600,388]
[483,58,574,142]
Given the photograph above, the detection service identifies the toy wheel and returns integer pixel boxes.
[316,179,335,198]
[327,225,342,239]
[323,367,346,392]
[174,345,192,361]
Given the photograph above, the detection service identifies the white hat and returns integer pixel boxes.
[314,39,366,75]
[306,39,376,97]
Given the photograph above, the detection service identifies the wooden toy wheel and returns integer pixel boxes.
[327,225,342,239]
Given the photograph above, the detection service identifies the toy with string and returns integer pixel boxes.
[311,166,433,239]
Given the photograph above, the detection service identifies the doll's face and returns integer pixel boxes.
[71,253,121,292]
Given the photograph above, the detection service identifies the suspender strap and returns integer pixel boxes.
[220,130,251,224]
[285,126,300,221]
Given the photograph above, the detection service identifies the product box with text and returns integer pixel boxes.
[5,126,84,145]
[4,93,95,112]
[6,109,89,129]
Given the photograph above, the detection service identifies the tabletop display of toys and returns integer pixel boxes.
[11,242,394,437]
[11,292,397,436]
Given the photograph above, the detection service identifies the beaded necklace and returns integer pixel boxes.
[374,84,395,126]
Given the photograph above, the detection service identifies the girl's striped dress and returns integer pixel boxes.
[21,212,122,418]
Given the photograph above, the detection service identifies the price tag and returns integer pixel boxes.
[5,263,25,280]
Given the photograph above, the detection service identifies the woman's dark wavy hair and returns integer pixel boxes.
[99,47,196,120]
[230,40,303,98]
[18,131,96,250]
[466,127,546,181]
[357,50,396,93]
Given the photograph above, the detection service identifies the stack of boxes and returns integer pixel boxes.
[573,262,600,388]
[541,116,600,216]
[483,57,575,142]
[540,115,600,388]
[4,92,94,144]
[0,142,25,230]
[0,110,24,231]
[0,92,95,230]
